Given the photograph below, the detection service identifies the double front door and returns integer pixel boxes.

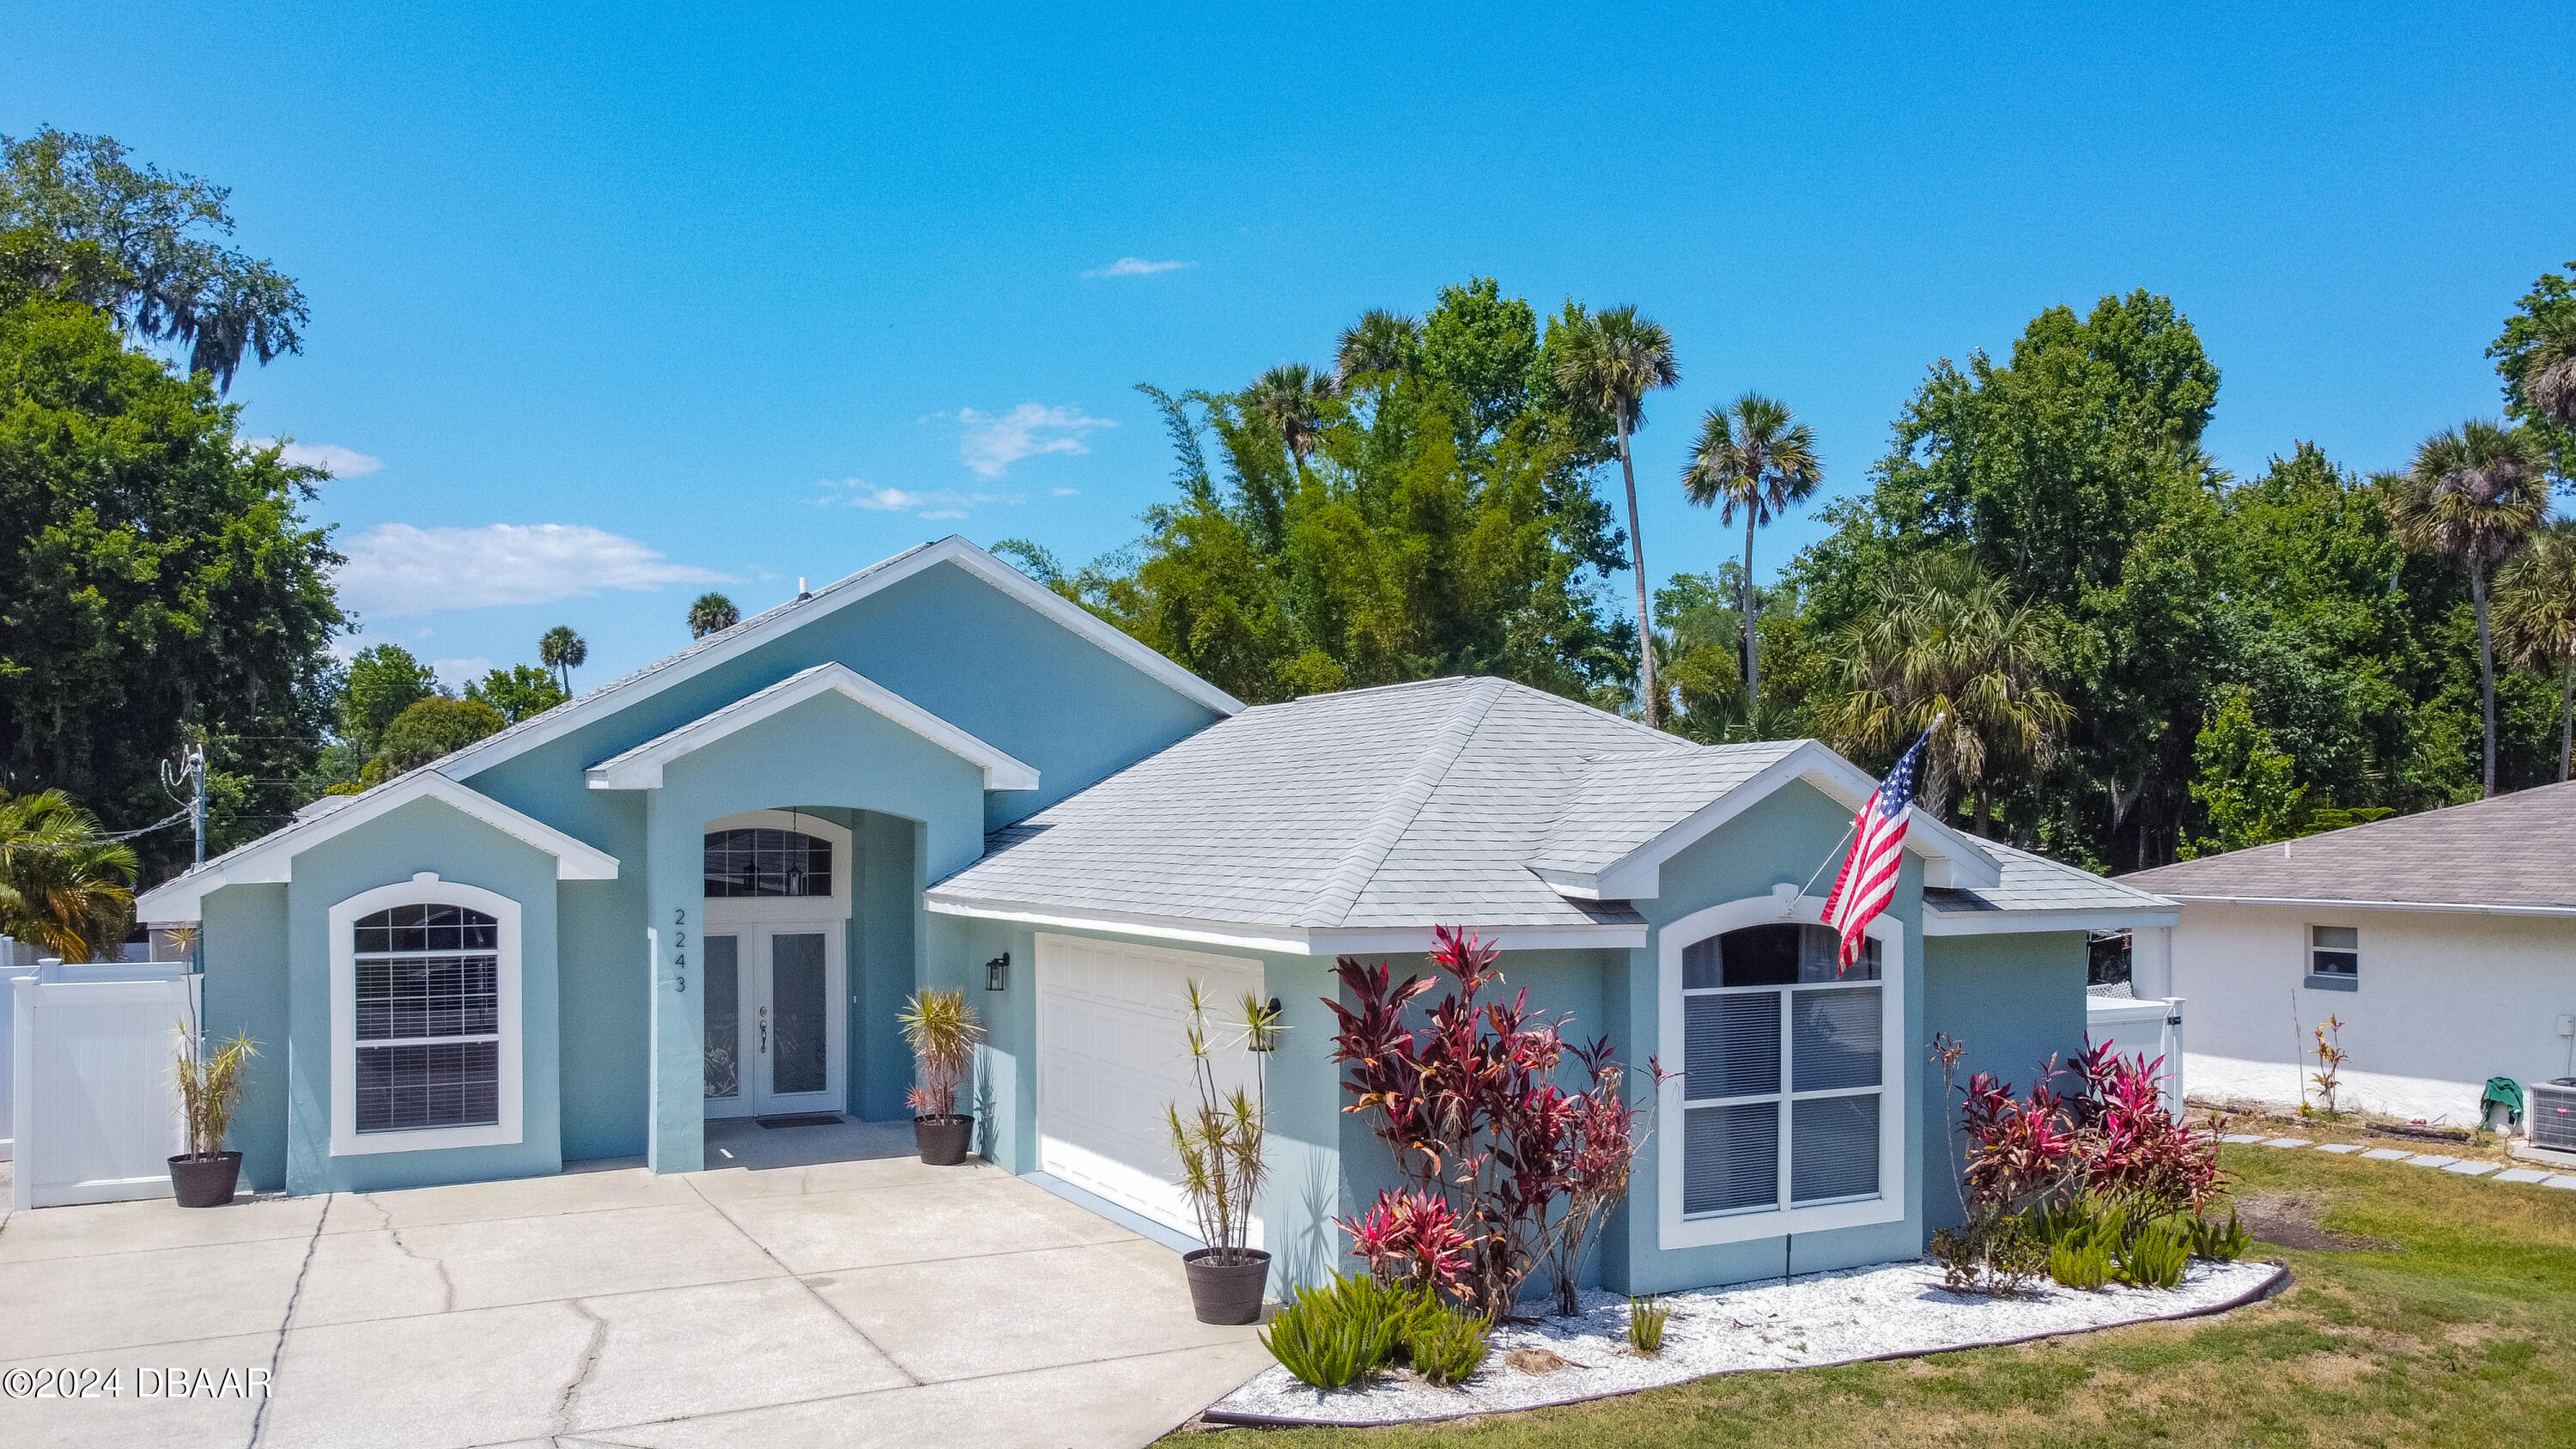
[703,918,846,1117]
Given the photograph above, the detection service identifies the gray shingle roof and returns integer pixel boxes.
[935,676,1814,930]
[2115,780,2576,912]
[1924,841,2174,917]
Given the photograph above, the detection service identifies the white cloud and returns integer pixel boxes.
[433,656,494,685]
[337,522,732,617]
[1051,487,1079,497]
[954,403,1114,479]
[244,438,385,477]
[1081,257,1194,278]
[811,478,1016,519]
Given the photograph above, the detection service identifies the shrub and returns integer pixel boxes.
[1627,1295,1669,1355]
[2031,1192,2125,1292]
[1342,1189,1473,1302]
[896,989,983,1118]
[2116,1217,2192,1289]
[1260,1273,1415,1389]
[1934,1032,2226,1232]
[2188,1207,2250,1262]
[1402,1299,1492,1387]
[1929,1212,2047,1297]
[1328,927,1666,1321]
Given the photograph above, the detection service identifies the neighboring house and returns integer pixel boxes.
[136,536,2172,1296]
[2118,781,2576,1128]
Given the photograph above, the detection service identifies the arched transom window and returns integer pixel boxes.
[351,903,501,1135]
[703,828,834,898]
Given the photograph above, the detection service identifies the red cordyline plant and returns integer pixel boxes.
[1327,926,1662,1321]
[1942,1032,2223,1220]
[1340,1189,1473,1300]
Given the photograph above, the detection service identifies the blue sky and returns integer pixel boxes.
[10,3,2572,687]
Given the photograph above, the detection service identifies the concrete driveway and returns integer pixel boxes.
[0,1120,1267,1448]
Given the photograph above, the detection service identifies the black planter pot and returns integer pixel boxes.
[1183,1247,1271,1324]
[912,1114,974,1166]
[168,1151,242,1209]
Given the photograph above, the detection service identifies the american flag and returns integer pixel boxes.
[1820,729,1930,972]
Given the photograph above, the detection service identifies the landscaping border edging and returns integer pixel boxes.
[1202,1260,2292,1430]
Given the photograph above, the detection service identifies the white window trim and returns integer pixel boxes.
[1656,892,1908,1249]
[329,873,525,1157]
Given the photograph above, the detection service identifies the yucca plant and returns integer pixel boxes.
[176,1028,258,1160]
[1260,1272,1409,1389]
[1627,1294,1669,1355]
[1168,982,1279,1267]
[1402,1297,1491,1387]
[896,988,983,1118]
[2188,1207,2251,1262]
[2116,1216,2193,1289]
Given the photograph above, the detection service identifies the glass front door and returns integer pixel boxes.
[702,923,843,1117]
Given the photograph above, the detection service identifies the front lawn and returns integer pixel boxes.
[1192,1147,2576,1446]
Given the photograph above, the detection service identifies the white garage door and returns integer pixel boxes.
[1036,934,1264,1242]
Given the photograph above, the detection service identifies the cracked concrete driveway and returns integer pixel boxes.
[0,1120,1267,1448]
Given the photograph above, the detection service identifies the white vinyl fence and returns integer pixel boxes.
[2087,993,2187,1115]
[8,962,198,1209]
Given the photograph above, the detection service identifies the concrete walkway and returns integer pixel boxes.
[0,1119,1267,1448]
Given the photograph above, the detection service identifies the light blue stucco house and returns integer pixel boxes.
[137,536,2175,1295]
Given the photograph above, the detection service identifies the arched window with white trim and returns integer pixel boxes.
[331,875,524,1156]
[1658,897,1907,1249]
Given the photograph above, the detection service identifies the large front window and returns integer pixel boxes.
[352,904,501,1133]
[1680,922,1886,1218]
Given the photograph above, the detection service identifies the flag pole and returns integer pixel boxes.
[1794,714,1946,905]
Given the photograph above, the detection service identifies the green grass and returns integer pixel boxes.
[1194,1149,2576,1447]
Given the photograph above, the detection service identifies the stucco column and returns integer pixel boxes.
[644,789,704,1172]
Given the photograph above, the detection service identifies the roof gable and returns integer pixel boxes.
[432,536,1240,783]
[584,662,1038,791]
[136,771,619,922]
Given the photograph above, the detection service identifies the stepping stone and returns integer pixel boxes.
[2493,1167,2550,1184]
[2360,1148,2412,1160]
[2442,1160,2500,1176]
[2314,1143,2365,1154]
[2405,1154,2459,1168]
[2544,1176,2576,1190]
[2262,1137,2313,1148]
[2218,1134,2264,1144]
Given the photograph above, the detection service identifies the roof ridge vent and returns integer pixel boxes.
[1301,678,1505,928]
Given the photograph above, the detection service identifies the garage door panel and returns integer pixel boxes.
[1036,935,1262,1241]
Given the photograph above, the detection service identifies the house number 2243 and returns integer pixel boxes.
[672,907,687,994]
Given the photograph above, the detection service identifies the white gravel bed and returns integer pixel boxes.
[1208,1257,2287,1428]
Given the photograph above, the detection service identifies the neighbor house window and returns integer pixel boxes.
[1680,922,1887,1219]
[703,828,833,898]
[2306,925,2359,989]
[330,875,523,1156]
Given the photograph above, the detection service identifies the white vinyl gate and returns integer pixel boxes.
[8,965,198,1209]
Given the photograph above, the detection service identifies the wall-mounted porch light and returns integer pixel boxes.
[986,953,1010,992]
[1249,996,1284,1050]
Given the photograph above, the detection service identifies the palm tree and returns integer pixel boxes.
[2497,521,2576,782]
[538,625,588,695]
[2522,312,2576,425]
[1334,310,1422,388]
[2384,421,2549,795]
[1552,306,1680,726]
[0,788,138,962]
[1818,552,2072,837]
[688,592,741,639]
[1680,394,1822,715]
[1242,363,1335,478]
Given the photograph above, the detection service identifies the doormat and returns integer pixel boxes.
[755,1113,847,1129]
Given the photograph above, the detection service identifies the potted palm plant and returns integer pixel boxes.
[171,1027,258,1208]
[898,988,983,1165]
[1169,983,1279,1324]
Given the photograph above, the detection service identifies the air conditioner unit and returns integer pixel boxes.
[2530,1079,2576,1152]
